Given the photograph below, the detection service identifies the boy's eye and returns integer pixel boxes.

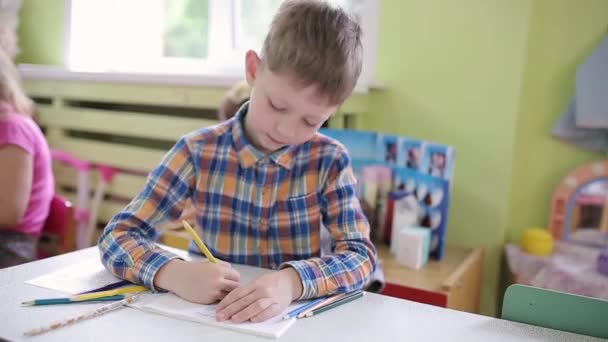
[303,120,317,127]
[269,100,286,112]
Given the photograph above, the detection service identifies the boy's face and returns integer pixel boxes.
[243,51,338,154]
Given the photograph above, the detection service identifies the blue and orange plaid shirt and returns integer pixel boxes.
[98,104,377,299]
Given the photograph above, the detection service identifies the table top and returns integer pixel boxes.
[0,247,602,342]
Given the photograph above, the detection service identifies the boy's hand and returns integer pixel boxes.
[154,259,241,304]
[215,267,303,323]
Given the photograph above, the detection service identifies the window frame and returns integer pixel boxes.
[62,0,381,91]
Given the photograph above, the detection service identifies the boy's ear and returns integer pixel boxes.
[245,50,261,86]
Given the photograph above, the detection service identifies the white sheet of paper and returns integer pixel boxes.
[25,247,191,294]
[24,258,122,294]
[132,292,302,339]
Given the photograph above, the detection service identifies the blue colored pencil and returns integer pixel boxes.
[21,294,126,306]
[282,297,328,320]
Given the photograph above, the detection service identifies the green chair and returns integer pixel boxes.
[502,284,608,339]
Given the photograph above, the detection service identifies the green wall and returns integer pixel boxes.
[506,0,608,243]
[16,0,608,316]
[367,0,531,315]
[17,0,65,65]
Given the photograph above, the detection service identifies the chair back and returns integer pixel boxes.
[502,284,608,339]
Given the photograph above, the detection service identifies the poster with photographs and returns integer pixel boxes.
[316,128,454,260]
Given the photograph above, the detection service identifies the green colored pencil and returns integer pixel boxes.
[21,294,126,306]
[304,291,365,317]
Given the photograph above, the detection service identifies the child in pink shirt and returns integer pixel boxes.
[0,50,54,267]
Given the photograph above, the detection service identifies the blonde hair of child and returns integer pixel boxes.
[0,49,33,117]
[261,0,363,105]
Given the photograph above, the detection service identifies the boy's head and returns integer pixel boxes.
[242,0,363,154]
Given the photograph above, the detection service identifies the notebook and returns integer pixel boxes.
[131,292,302,339]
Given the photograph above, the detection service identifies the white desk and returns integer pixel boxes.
[0,247,602,342]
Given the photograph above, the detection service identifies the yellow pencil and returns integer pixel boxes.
[74,285,148,301]
[182,220,218,263]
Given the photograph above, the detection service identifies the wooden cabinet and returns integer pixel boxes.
[377,244,484,313]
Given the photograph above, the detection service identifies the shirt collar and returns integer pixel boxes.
[231,102,297,170]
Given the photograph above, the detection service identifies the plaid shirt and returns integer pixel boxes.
[98,105,377,299]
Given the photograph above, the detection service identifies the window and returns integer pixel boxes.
[67,0,379,89]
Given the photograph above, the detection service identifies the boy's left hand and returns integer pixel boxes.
[215,267,303,323]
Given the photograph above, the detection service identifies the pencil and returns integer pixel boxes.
[296,293,349,318]
[21,285,146,306]
[182,220,217,263]
[303,291,365,318]
[77,280,132,295]
[21,295,125,306]
[282,296,328,320]
[296,292,360,318]
[74,285,147,301]
[23,293,142,336]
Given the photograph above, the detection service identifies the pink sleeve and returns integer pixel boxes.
[0,118,35,155]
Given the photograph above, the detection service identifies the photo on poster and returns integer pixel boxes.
[420,144,455,180]
[378,134,400,165]
[401,139,424,171]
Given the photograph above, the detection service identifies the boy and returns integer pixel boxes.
[99,0,377,324]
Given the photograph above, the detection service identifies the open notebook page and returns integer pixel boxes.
[131,292,305,339]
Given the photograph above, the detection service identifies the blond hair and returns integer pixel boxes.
[0,0,22,60]
[261,0,362,105]
[0,0,32,116]
[0,49,33,117]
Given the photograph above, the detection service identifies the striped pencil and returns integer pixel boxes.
[23,294,142,336]
[303,291,365,318]
[282,296,328,320]
[296,291,359,318]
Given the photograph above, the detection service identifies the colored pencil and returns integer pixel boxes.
[282,296,328,320]
[74,285,147,301]
[296,291,357,318]
[303,291,365,318]
[21,285,147,306]
[182,220,218,263]
[23,294,142,336]
[21,294,125,306]
[77,280,132,295]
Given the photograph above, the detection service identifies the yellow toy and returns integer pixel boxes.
[521,227,554,256]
